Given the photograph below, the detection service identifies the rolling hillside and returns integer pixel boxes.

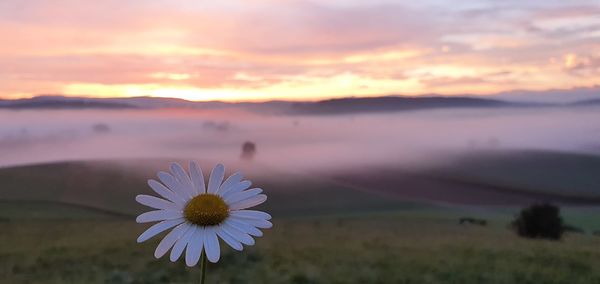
[325,150,600,205]
[430,150,600,200]
[0,159,408,217]
[1,149,600,218]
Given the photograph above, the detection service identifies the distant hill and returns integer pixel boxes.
[114,96,228,109]
[491,85,600,103]
[289,96,518,115]
[3,93,600,114]
[0,95,290,112]
[570,98,600,106]
[0,96,135,109]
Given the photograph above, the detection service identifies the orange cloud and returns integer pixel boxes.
[0,0,599,101]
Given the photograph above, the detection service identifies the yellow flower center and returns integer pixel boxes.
[183,194,229,226]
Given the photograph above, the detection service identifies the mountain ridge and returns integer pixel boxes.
[0,92,598,114]
[289,96,519,115]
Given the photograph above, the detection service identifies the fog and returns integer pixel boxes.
[1,107,600,173]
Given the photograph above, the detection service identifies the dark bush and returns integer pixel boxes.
[512,203,564,240]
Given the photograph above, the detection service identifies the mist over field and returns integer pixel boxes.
[1,106,600,171]
[3,106,600,283]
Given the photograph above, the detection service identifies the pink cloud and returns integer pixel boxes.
[0,0,599,100]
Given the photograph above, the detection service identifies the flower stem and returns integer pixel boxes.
[199,251,207,284]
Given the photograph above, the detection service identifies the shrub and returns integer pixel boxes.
[512,203,564,240]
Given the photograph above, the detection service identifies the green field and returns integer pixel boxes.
[3,204,600,284]
[2,152,600,283]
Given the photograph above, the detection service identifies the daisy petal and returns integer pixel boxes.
[170,163,195,198]
[185,227,205,267]
[137,218,184,243]
[229,194,267,211]
[170,226,196,262]
[154,223,191,258]
[207,164,225,194]
[136,210,182,223]
[230,216,272,229]
[216,226,243,251]
[147,180,185,205]
[216,172,243,195]
[189,161,205,194]
[224,188,262,204]
[204,227,221,263]
[158,171,191,201]
[136,195,179,210]
[230,210,272,220]
[220,180,252,199]
[226,218,263,237]
[221,222,255,246]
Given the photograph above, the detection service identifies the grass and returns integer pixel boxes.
[2,154,600,283]
[2,210,600,284]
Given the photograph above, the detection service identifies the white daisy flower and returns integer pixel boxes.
[135,162,272,265]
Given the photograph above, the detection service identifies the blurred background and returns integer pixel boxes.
[1,1,600,283]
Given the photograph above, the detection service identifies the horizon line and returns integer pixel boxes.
[2,84,599,104]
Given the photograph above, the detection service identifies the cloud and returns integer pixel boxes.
[0,0,599,100]
[563,53,600,76]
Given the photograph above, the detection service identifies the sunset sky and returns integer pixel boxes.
[1,0,599,102]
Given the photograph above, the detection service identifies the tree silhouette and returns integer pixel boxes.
[241,141,256,160]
